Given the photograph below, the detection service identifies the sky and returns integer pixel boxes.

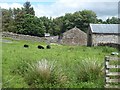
[0,0,120,20]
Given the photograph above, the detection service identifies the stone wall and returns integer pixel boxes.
[92,34,119,46]
[2,32,59,43]
[61,27,87,46]
[98,43,120,50]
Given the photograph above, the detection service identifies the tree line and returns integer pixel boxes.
[2,1,120,37]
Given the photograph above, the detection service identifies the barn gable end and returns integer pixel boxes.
[61,27,87,46]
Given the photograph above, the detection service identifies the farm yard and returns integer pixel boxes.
[2,38,119,88]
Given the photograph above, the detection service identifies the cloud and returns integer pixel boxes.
[0,0,56,3]
[0,0,119,20]
[78,2,118,20]
[33,0,119,20]
[1,0,119,3]
[0,3,23,9]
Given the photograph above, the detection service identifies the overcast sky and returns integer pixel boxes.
[0,0,119,20]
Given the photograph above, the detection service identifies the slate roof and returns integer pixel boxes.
[90,24,120,34]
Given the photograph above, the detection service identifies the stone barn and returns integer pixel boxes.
[61,27,87,46]
[87,24,119,46]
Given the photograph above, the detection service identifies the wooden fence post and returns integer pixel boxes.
[105,56,120,88]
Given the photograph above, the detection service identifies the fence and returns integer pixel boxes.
[105,56,120,88]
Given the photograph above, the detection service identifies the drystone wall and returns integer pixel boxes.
[2,32,59,43]
[92,34,119,46]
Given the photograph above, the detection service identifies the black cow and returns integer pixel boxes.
[46,45,51,49]
[38,45,44,49]
[24,44,29,48]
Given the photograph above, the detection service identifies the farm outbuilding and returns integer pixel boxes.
[87,24,120,46]
[61,27,87,46]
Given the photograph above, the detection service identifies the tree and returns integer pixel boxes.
[40,16,54,35]
[12,2,45,36]
[13,8,25,33]
[15,14,45,37]
[63,13,75,31]
[80,10,97,32]
[73,11,83,28]
[23,1,35,15]
[97,19,103,24]
[106,17,120,24]
[52,10,98,35]
[52,17,63,35]
[22,14,44,36]
[2,8,15,32]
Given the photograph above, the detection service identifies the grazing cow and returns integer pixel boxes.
[38,45,44,49]
[46,45,51,49]
[24,44,29,48]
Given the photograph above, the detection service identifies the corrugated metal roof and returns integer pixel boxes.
[90,24,120,34]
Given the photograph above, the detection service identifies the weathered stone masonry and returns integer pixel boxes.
[2,32,59,43]
[92,34,119,46]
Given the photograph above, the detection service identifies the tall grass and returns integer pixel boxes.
[2,38,119,88]
[75,58,104,82]
[24,59,68,88]
[101,46,117,53]
[11,59,30,75]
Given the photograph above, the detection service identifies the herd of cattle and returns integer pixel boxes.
[24,44,51,49]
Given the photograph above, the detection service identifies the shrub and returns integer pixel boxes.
[24,59,68,88]
[75,58,104,82]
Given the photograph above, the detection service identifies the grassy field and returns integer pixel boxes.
[2,38,118,88]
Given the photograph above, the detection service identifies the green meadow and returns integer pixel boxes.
[2,38,118,88]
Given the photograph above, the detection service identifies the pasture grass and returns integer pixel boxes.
[2,38,118,88]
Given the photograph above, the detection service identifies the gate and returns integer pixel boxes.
[105,56,120,88]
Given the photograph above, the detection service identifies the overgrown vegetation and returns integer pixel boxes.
[75,58,104,82]
[25,59,68,88]
[2,38,119,88]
